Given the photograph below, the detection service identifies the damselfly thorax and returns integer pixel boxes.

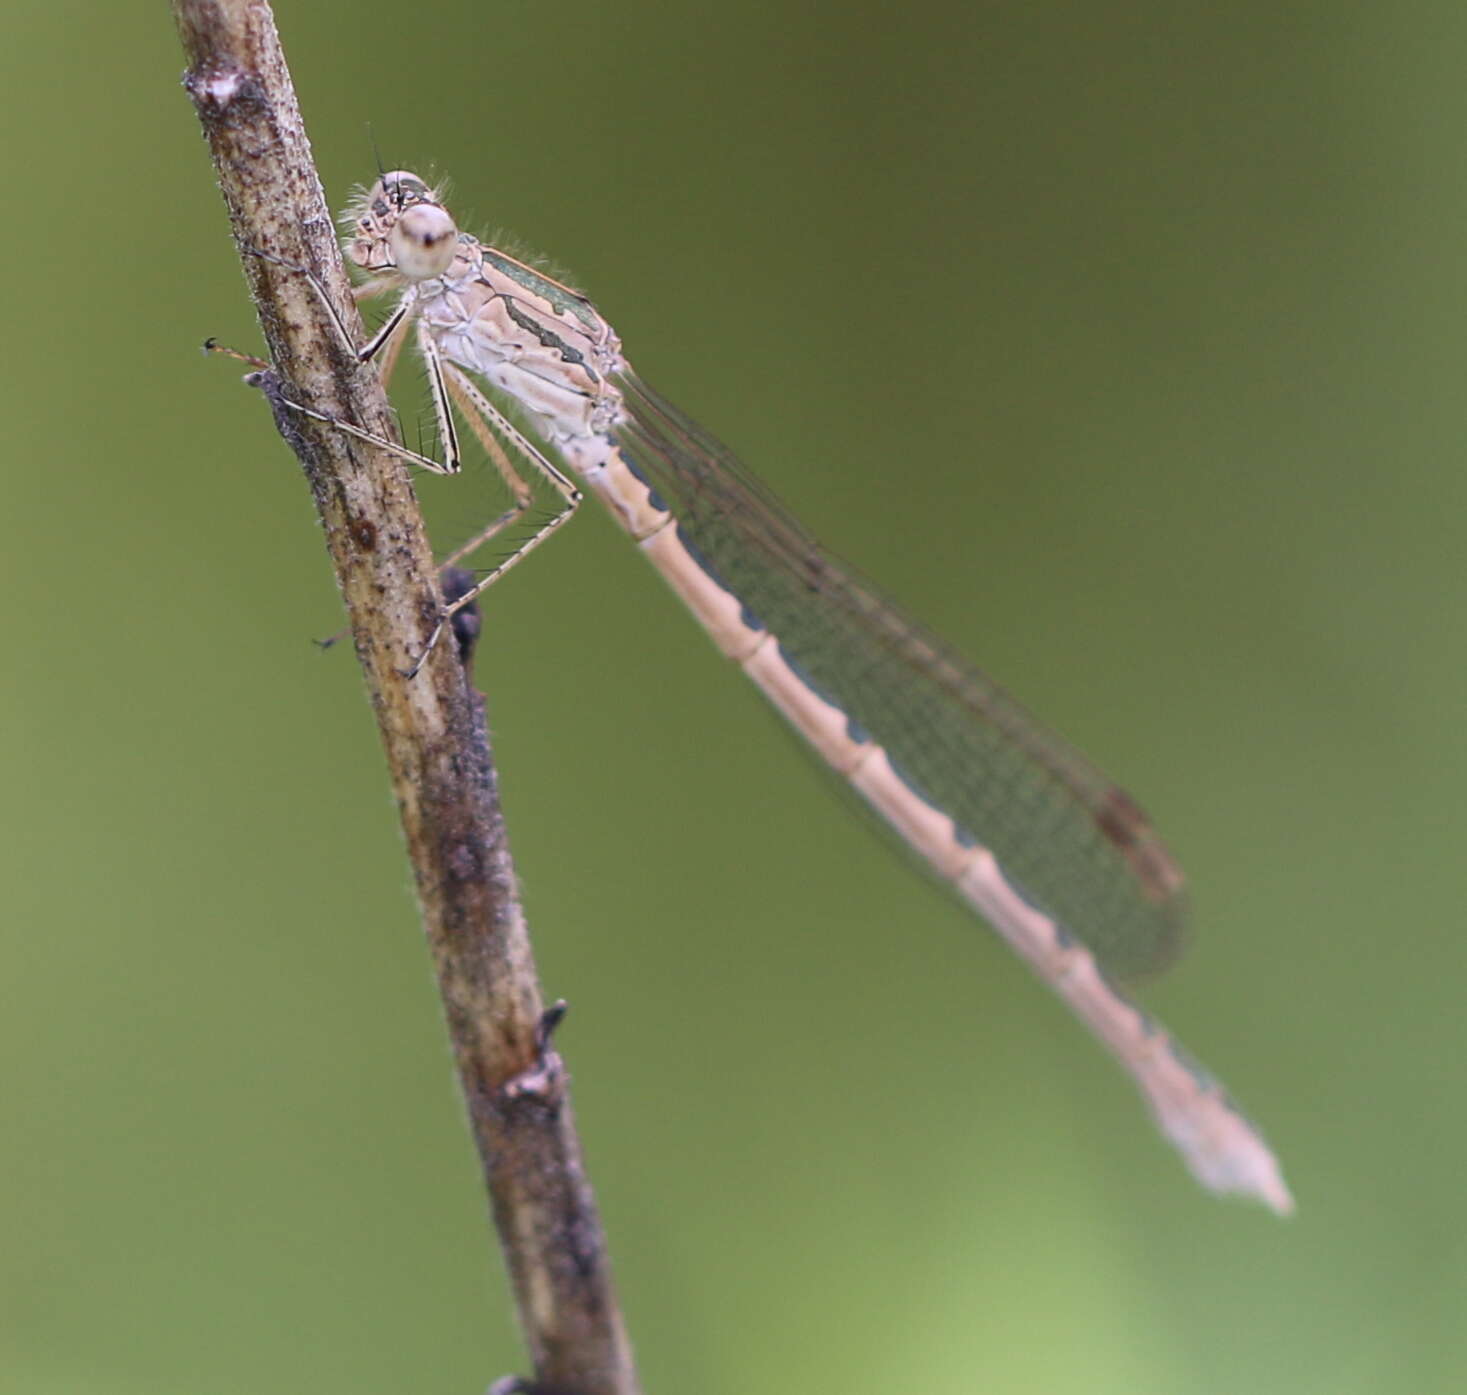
[346,171,625,446]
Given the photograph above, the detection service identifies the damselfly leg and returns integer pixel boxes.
[223,247,584,675]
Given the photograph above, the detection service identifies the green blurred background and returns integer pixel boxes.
[4,2,1463,1391]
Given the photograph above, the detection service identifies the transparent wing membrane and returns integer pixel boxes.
[615,373,1186,978]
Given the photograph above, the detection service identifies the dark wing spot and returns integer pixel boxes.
[1095,787,1185,905]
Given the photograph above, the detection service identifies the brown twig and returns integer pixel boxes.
[173,3,640,1391]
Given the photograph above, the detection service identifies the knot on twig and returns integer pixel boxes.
[184,61,260,116]
[499,1001,569,1105]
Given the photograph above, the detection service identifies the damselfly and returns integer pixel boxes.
[289,170,1292,1214]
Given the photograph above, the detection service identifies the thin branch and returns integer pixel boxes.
[173,4,640,1391]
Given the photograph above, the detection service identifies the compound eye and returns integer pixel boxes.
[389,204,457,280]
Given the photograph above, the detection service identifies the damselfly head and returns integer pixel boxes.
[344,170,458,282]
